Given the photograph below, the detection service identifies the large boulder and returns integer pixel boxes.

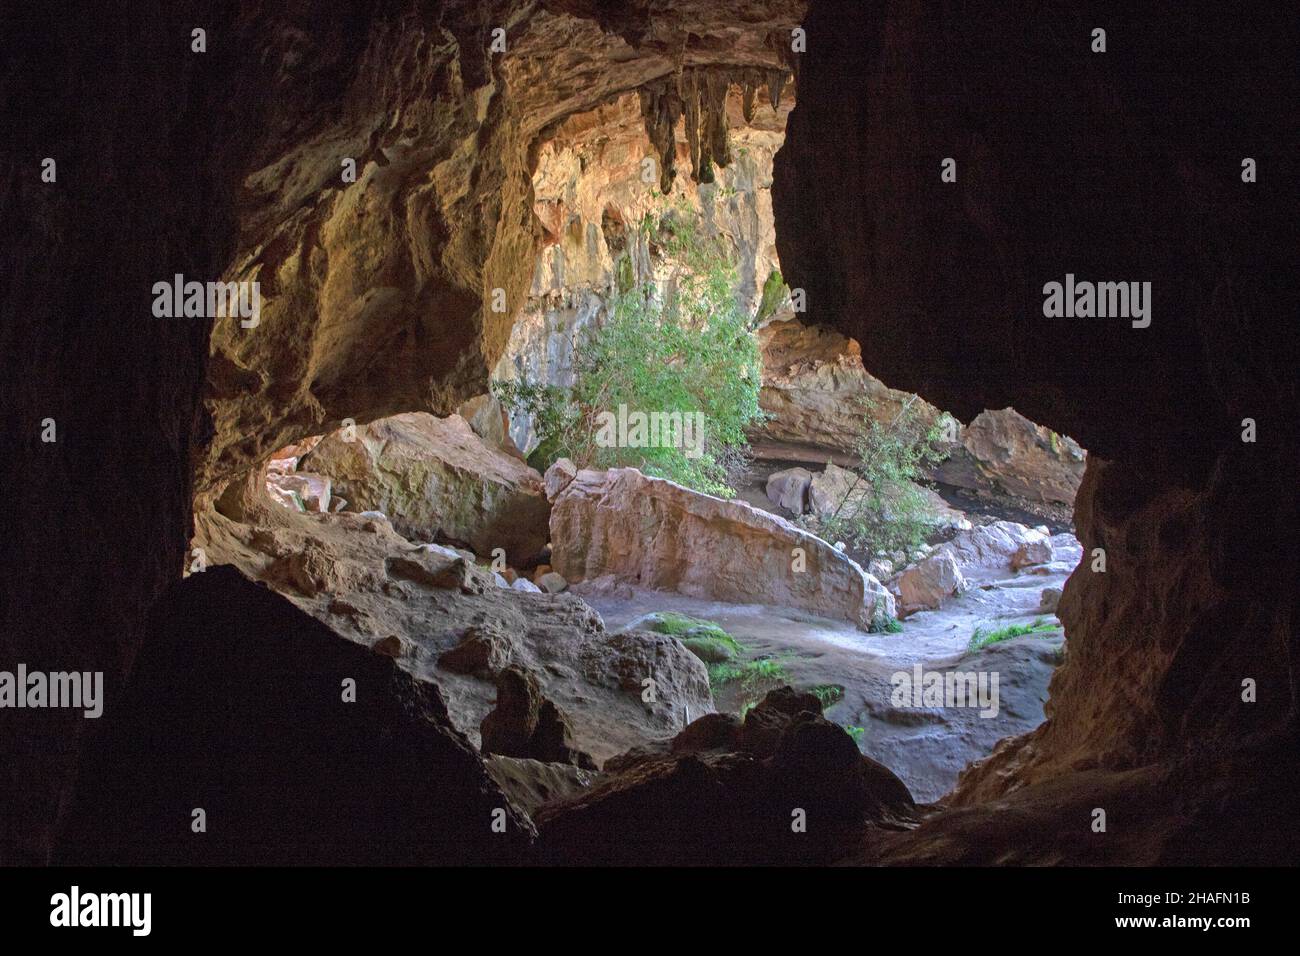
[550,467,896,630]
[933,408,1086,506]
[894,520,1060,611]
[765,466,813,513]
[534,686,915,865]
[943,521,1055,582]
[895,550,968,613]
[755,317,940,453]
[303,412,550,565]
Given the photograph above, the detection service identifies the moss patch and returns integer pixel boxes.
[968,617,1061,652]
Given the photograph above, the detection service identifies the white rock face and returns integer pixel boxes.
[895,520,1066,613]
[549,467,896,630]
[765,466,813,513]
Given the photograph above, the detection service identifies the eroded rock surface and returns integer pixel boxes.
[934,408,1085,507]
[535,686,915,865]
[304,412,550,565]
[192,491,712,767]
[550,466,896,629]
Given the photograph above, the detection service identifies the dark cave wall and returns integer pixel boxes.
[0,0,242,863]
[3,0,1295,867]
[0,0,802,863]
[773,0,1299,794]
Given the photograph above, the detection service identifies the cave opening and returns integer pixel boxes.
[13,0,1294,873]
[193,73,1088,810]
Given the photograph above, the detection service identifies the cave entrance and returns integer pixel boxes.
[198,72,1086,808]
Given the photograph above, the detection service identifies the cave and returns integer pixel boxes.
[3,0,1297,887]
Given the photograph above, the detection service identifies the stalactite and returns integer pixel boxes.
[704,71,730,171]
[638,85,681,193]
[766,69,786,112]
[741,79,756,124]
[637,66,770,190]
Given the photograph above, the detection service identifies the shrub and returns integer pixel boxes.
[493,202,764,497]
[816,396,955,558]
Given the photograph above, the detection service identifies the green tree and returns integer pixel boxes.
[494,204,764,497]
[816,396,954,557]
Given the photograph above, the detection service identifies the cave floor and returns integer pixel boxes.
[576,546,1075,803]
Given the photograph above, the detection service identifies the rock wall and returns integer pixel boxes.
[773,0,1299,850]
[497,86,791,451]
[2,0,805,864]
[549,466,896,629]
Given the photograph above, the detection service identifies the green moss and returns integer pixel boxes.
[678,635,737,664]
[968,617,1062,652]
[869,615,904,634]
[615,253,635,295]
[843,726,866,746]
[707,656,787,693]
[756,268,788,323]
[637,612,744,665]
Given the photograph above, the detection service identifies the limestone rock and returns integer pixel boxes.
[943,521,1055,582]
[438,625,516,678]
[193,488,713,768]
[550,467,896,630]
[482,756,597,817]
[304,412,550,565]
[934,408,1086,506]
[1011,533,1055,570]
[895,550,968,613]
[894,521,1069,613]
[537,570,569,594]
[867,558,894,580]
[543,458,578,503]
[755,318,939,454]
[765,466,812,513]
[456,394,525,460]
[266,472,332,513]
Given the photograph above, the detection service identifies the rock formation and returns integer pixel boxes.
[6,0,1295,870]
[303,412,550,565]
[756,316,933,454]
[534,686,915,865]
[497,84,790,451]
[893,521,1064,613]
[191,481,713,767]
[480,666,597,769]
[549,466,896,629]
[934,408,1085,507]
[774,0,1298,863]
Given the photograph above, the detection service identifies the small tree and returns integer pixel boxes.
[494,204,764,497]
[816,396,953,557]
